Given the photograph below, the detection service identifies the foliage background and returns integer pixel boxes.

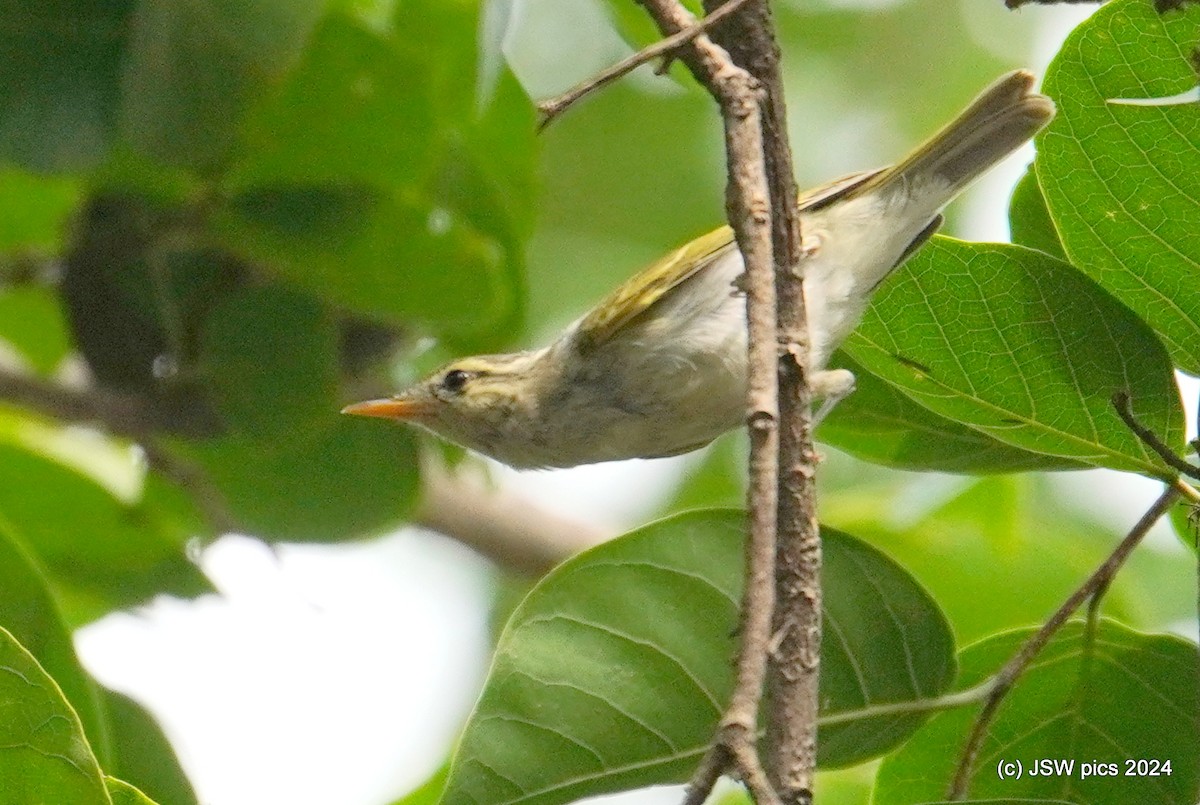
[0,0,1195,804]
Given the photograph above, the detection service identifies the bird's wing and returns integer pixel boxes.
[576,169,883,351]
[576,224,737,351]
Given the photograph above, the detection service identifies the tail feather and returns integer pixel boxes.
[854,70,1055,201]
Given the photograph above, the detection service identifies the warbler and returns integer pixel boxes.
[344,71,1055,469]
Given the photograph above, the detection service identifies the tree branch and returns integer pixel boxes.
[698,3,821,801]
[947,484,1179,799]
[0,368,169,439]
[634,2,811,803]
[535,0,755,130]
[414,466,609,576]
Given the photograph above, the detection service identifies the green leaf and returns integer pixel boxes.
[819,352,1079,473]
[845,238,1183,477]
[1038,0,1200,374]
[915,800,1076,804]
[189,415,420,541]
[61,194,245,404]
[443,510,955,805]
[231,14,437,189]
[107,776,162,805]
[0,286,72,375]
[599,0,703,50]
[0,517,109,765]
[389,764,447,805]
[216,186,508,332]
[119,0,324,171]
[201,285,338,440]
[1008,167,1065,261]
[0,625,109,805]
[0,1,132,171]
[0,444,211,621]
[0,168,80,252]
[103,690,198,805]
[874,621,1199,805]
[823,474,1198,644]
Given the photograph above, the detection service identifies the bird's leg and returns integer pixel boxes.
[809,368,855,425]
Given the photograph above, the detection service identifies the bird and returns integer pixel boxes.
[343,70,1055,470]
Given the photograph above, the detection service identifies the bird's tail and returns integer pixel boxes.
[850,70,1055,204]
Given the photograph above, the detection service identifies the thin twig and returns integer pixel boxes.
[946,485,1179,799]
[535,0,754,130]
[1112,391,1200,481]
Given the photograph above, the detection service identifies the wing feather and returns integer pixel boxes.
[576,169,882,351]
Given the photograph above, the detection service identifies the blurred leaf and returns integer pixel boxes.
[0,0,132,171]
[915,800,1074,804]
[0,286,72,374]
[0,625,108,804]
[845,238,1183,477]
[1008,166,1065,261]
[874,621,1199,805]
[104,690,198,805]
[824,474,1197,644]
[1169,496,1200,551]
[62,193,244,413]
[665,432,745,513]
[0,517,109,765]
[232,14,437,189]
[201,285,337,440]
[0,444,211,622]
[599,0,703,49]
[189,415,419,541]
[0,168,80,252]
[119,0,324,171]
[217,185,508,332]
[1038,0,1200,374]
[389,763,447,805]
[443,511,955,805]
[819,352,1080,474]
[107,776,163,805]
[399,0,538,345]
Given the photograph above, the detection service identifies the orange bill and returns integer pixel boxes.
[340,398,433,420]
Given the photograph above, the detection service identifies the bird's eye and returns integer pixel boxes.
[441,369,471,394]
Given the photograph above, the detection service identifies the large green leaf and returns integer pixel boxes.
[844,238,1183,477]
[874,621,1199,805]
[189,415,419,542]
[0,286,72,375]
[819,352,1079,474]
[200,285,338,440]
[0,1,132,171]
[0,444,210,621]
[119,0,324,171]
[442,510,955,805]
[0,517,109,765]
[0,625,109,805]
[230,14,437,189]
[1038,0,1200,374]
[103,690,198,805]
[0,168,80,252]
[107,777,162,805]
[1007,167,1065,262]
[216,186,508,332]
[823,474,1198,645]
